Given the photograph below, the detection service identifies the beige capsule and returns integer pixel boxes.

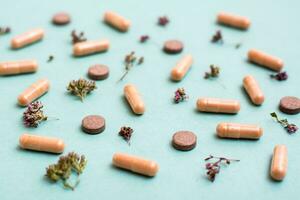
[19,133,65,153]
[217,12,250,29]
[124,84,145,115]
[104,11,130,32]
[197,98,240,114]
[171,55,193,81]
[11,28,44,49]
[248,49,284,71]
[0,60,38,75]
[113,152,159,177]
[73,39,109,56]
[217,122,263,139]
[18,78,50,106]
[270,145,288,181]
[243,75,264,105]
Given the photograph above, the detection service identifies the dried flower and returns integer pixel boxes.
[0,27,11,35]
[47,55,54,62]
[140,35,149,43]
[204,155,240,182]
[67,78,96,101]
[71,30,87,44]
[174,88,188,103]
[270,112,298,134]
[158,16,169,26]
[270,71,288,81]
[211,30,223,43]
[23,101,47,127]
[119,126,133,145]
[138,57,144,65]
[204,65,220,79]
[45,152,87,190]
[118,51,144,82]
[235,43,242,49]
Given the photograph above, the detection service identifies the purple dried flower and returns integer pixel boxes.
[270,112,298,134]
[119,126,133,145]
[211,30,223,43]
[173,88,188,103]
[270,71,288,81]
[23,101,47,128]
[140,35,149,43]
[158,16,169,26]
[285,124,298,134]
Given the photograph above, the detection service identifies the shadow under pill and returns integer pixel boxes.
[110,164,154,180]
[120,95,140,117]
[8,40,43,51]
[102,21,126,33]
[239,86,262,107]
[215,22,248,32]
[71,50,108,59]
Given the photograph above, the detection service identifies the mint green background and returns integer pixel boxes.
[0,0,299,199]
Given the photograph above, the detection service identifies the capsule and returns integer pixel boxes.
[248,49,284,71]
[124,84,145,115]
[217,12,250,29]
[217,122,263,139]
[197,98,240,114]
[19,133,65,154]
[18,78,50,106]
[243,75,264,105]
[11,28,44,49]
[170,55,193,81]
[112,153,159,177]
[104,11,130,32]
[270,145,288,181]
[0,60,38,75]
[73,39,109,56]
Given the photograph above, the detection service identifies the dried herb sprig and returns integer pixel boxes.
[270,112,298,134]
[211,30,223,43]
[0,27,11,35]
[140,35,149,43]
[119,126,133,145]
[67,78,96,101]
[23,101,48,127]
[270,71,288,81]
[204,155,240,182]
[47,55,54,62]
[174,88,188,103]
[45,152,87,191]
[118,51,144,82]
[204,65,220,79]
[158,16,169,26]
[71,30,87,44]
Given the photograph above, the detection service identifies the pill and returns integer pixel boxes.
[73,39,109,56]
[81,115,105,135]
[170,55,193,81]
[217,12,250,29]
[112,152,159,176]
[217,122,263,139]
[197,98,240,114]
[88,64,109,80]
[163,40,184,54]
[19,133,65,153]
[0,60,38,75]
[243,75,264,105]
[11,28,44,49]
[124,84,145,115]
[270,145,288,181]
[172,131,197,151]
[279,96,300,115]
[18,78,50,106]
[104,11,130,32]
[248,49,284,71]
[52,12,71,25]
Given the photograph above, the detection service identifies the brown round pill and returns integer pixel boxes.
[52,12,71,25]
[279,96,300,114]
[172,131,197,151]
[82,115,105,134]
[163,40,184,54]
[88,64,109,80]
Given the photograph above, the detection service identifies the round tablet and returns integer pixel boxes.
[88,64,109,80]
[172,131,197,151]
[163,40,184,54]
[52,12,71,25]
[279,96,300,114]
[81,115,105,134]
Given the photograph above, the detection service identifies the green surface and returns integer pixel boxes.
[0,0,299,199]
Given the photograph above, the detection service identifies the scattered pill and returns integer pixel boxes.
[11,28,44,49]
[170,55,193,81]
[0,60,38,75]
[217,12,250,29]
[104,11,130,32]
[270,145,288,181]
[19,133,65,154]
[217,122,263,139]
[243,75,264,105]
[88,64,109,80]
[172,131,197,151]
[112,152,159,176]
[197,98,240,114]
[18,78,50,106]
[52,12,71,25]
[81,115,105,135]
[73,39,109,56]
[163,40,184,54]
[124,84,145,115]
[279,96,300,115]
[248,49,284,71]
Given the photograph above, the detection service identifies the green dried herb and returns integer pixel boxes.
[204,65,220,79]
[45,152,87,190]
[67,78,96,101]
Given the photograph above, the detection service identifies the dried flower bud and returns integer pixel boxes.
[119,126,133,145]
[71,30,87,44]
[67,78,96,101]
[173,88,188,103]
[211,30,223,43]
[270,71,288,81]
[204,65,220,79]
[140,35,149,43]
[270,112,298,134]
[158,16,169,26]
[23,101,47,128]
